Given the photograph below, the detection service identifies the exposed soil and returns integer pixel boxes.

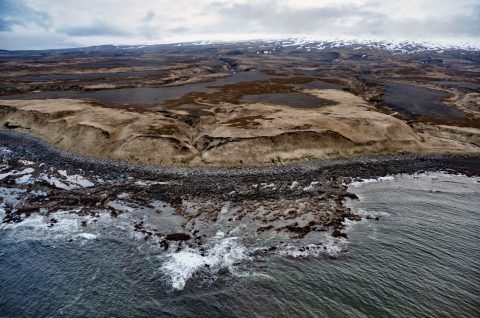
[0,42,479,166]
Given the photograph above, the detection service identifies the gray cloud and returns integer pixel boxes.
[143,10,156,22]
[61,22,131,37]
[0,0,51,31]
[202,1,480,38]
[0,0,478,50]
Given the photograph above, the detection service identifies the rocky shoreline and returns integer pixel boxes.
[1,130,479,255]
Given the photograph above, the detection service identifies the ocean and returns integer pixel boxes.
[1,173,479,317]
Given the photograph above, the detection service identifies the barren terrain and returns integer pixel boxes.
[1,40,479,165]
[1,40,479,274]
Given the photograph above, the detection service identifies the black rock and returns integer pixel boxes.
[332,230,348,238]
[166,233,191,241]
[159,240,169,250]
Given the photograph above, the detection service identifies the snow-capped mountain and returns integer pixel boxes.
[176,37,480,53]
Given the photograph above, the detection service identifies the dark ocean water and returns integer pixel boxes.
[1,173,479,317]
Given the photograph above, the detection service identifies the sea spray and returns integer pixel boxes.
[276,237,348,258]
[161,236,248,290]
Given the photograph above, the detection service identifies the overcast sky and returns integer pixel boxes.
[1,0,479,50]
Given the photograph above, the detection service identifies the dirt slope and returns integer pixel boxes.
[0,89,478,166]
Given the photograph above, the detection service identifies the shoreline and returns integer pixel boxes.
[1,130,479,179]
[1,129,479,252]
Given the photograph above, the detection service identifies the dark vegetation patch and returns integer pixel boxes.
[241,92,337,108]
[162,77,315,108]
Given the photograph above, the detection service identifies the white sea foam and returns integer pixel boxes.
[15,174,33,185]
[76,233,97,240]
[0,209,126,244]
[30,189,48,197]
[0,212,81,241]
[349,208,390,218]
[107,200,136,212]
[289,181,299,189]
[0,187,27,212]
[58,170,94,188]
[161,237,248,290]
[303,181,319,191]
[261,183,275,189]
[350,172,480,194]
[343,209,390,233]
[277,237,347,258]
[117,192,130,199]
[350,176,395,187]
[378,176,395,181]
[214,231,225,239]
[0,168,35,181]
[40,174,71,189]
[0,147,12,154]
[39,171,94,190]
[135,180,170,186]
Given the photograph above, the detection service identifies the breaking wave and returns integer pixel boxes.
[160,236,248,290]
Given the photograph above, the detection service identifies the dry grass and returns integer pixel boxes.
[0,88,479,166]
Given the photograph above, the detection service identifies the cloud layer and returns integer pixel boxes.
[0,0,479,49]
